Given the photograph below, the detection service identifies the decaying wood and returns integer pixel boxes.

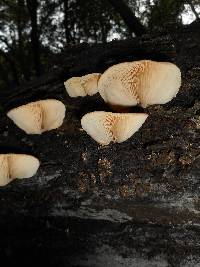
[0,25,200,266]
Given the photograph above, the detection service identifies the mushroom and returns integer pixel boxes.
[0,154,40,186]
[81,111,148,145]
[64,73,101,97]
[98,60,181,108]
[7,99,66,134]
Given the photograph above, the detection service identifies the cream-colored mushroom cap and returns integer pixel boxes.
[81,111,148,145]
[64,73,101,97]
[0,154,40,186]
[98,60,181,108]
[7,99,66,134]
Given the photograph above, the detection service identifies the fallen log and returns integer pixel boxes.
[0,25,200,266]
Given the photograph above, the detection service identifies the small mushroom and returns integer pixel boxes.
[0,154,40,186]
[98,60,181,108]
[81,111,148,145]
[7,99,66,134]
[64,73,101,97]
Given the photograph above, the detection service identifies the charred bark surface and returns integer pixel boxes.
[0,26,200,266]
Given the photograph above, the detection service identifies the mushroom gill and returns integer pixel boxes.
[98,60,181,108]
[7,99,66,134]
[0,154,40,186]
[64,73,101,97]
[81,111,148,145]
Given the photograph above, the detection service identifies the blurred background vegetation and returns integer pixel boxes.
[0,0,199,90]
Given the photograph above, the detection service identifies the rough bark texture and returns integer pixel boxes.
[0,24,200,267]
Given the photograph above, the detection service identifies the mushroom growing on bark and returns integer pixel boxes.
[98,60,181,108]
[0,154,40,186]
[81,111,148,145]
[7,99,66,134]
[64,73,101,97]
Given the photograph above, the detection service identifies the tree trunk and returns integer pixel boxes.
[26,0,41,76]
[17,0,30,81]
[0,63,10,87]
[63,0,73,44]
[0,50,19,86]
[187,0,200,21]
[0,26,200,266]
[107,0,146,36]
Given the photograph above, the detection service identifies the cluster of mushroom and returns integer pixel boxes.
[0,60,181,186]
[65,60,181,145]
[1,99,66,186]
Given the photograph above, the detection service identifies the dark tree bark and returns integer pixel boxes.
[17,0,30,81]
[26,0,41,76]
[0,26,200,266]
[17,0,23,59]
[107,0,146,36]
[0,62,10,86]
[0,49,19,86]
[63,0,73,44]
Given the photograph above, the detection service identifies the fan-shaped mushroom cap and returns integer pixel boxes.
[81,111,148,145]
[0,154,40,186]
[40,99,66,131]
[7,99,66,134]
[64,73,101,97]
[0,155,9,186]
[98,60,181,108]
